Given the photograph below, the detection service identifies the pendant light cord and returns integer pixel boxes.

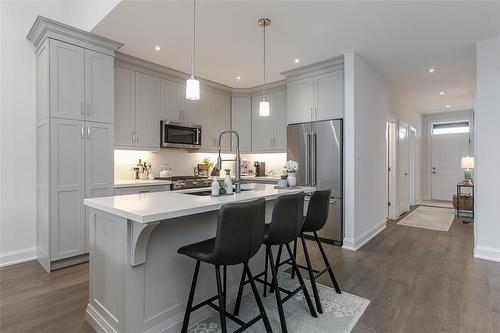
[262,21,266,100]
[191,0,196,76]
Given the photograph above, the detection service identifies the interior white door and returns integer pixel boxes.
[398,124,409,214]
[431,132,469,200]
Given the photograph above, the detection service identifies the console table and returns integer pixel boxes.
[456,183,474,221]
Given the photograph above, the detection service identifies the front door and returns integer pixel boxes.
[431,122,470,200]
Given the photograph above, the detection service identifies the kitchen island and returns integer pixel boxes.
[83,183,315,333]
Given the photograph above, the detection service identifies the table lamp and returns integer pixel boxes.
[460,156,474,184]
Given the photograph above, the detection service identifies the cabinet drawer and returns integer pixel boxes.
[114,185,170,195]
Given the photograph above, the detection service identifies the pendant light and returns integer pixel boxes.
[258,18,271,117]
[186,0,200,100]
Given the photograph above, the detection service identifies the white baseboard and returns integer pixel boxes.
[342,219,387,251]
[474,246,500,263]
[0,247,37,267]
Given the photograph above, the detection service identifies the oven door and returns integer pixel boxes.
[161,121,201,149]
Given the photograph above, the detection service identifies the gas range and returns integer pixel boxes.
[155,176,212,190]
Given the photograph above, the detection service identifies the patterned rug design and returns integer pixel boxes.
[188,272,370,333]
[398,206,455,231]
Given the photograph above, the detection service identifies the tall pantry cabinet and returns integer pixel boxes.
[28,17,122,272]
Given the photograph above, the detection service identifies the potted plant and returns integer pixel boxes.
[284,160,299,187]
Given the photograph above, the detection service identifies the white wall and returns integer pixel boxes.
[474,37,500,262]
[343,53,395,250]
[0,1,118,266]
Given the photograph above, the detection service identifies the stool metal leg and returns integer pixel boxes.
[244,262,273,333]
[300,234,323,314]
[263,248,269,297]
[270,244,283,294]
[267,245,288,333]
[233,266,246,316]
[285,243,318,318]
[181,260,200,333]
[215,265,227,333]
[290,239,297,280]
[314,232,341,294]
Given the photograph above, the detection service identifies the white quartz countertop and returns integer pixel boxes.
[84,183,315,223]
[114,179,173,188]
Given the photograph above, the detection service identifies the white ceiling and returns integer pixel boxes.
[92,0,500,114]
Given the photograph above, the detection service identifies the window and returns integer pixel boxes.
[432,121,470,135]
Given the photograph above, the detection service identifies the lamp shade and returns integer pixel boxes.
[259,99,270,117]
[186,76,200,100]
[460,156,474,169]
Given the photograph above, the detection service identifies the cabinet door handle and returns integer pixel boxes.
[136,132,140,142]
[81,125,84,139]
[87,127,90,140]
[132,131,135,142]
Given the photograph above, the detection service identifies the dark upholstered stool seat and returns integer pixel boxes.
[177,198,272,333]
[178,238,217,264]
[234,192,317,333]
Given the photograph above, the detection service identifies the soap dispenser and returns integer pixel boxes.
[211,177,219,196]
[224,169,233,194]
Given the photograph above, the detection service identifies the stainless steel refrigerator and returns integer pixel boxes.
[287,119,343,245]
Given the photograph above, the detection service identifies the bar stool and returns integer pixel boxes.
[233,192,317,333]
[177,198,272,333]
[274,190,341,314]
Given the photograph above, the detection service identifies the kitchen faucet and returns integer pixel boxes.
[215,130,241,193]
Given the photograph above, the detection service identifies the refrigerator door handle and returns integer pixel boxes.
[312,133,318,186]
[306,132,311,185]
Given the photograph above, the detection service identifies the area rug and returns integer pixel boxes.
[398,206,455,231]
[188,272,370,333]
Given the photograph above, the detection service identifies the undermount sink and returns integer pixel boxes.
[185,188,252,196]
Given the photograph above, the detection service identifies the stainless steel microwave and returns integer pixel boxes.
[160,121,202,149]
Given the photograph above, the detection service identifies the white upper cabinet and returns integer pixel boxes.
[286,66,344,124]
[252,89,287,152]
[178,84,200,124]
[287,77,314,124]
[161,79,182,121]
[49,39,85,121]
[84,50,114,123]
[214,93,231,151]
[200,89,216,150]
[135,72,161,148]
[314,70,344,121]
[231,97,252,152]
[114,67,135,146]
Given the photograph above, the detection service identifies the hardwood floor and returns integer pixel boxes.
[1,211,499,332]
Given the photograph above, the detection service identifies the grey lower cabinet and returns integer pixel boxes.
[114,185,171,195]
[47,119,114,268]
[29,17,120,272]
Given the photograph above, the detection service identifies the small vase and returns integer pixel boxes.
[287,172,297,187]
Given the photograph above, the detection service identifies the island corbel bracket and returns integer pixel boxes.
[128,221,160,266]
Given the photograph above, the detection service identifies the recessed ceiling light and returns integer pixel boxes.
[428,68,436,73]
[154,46,161,51]
[440,91,445,95]
[236,76,241,80]
[294,58,300,63]
[445,104,451,108]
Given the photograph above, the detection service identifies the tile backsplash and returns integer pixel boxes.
[114,150,287,181]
